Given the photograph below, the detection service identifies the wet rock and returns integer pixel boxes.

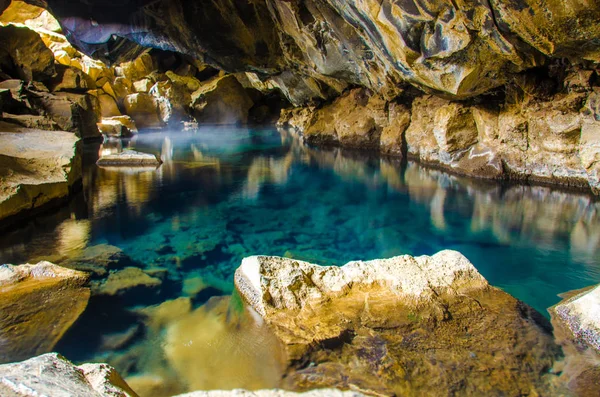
[551,284,600,353]
[174,390,364,397]
[0,122,81,223]
[550,285,600,397]
[96,149,162,167]
[92,267,162,296]
[235,251,562,395]
[123,92,162,129]
[0,262,90,363]
[192,75,253,125]
[0,353,138,397]
[163,296,286,391]
[0,24,55,82]
[62,244,131,277]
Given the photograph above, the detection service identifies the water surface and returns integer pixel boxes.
[1,127,599,395]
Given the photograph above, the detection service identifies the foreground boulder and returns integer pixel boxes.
[0,262,90,363]
[0,122,81,223]
[550,284,600,396]
[235,251,562,395]
[0,353,138,397]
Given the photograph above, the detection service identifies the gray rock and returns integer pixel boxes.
[0,353,138,397]
[175,390,364,397]
[96,149,162,167]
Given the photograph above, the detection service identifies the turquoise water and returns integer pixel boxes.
[1,127,599,392]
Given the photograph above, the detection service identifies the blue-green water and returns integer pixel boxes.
[1,127,599,393]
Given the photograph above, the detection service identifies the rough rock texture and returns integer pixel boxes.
[0,24,55,82]
[0,353,138,397]
[281,80,600,192]
[551,284,600,354]
[39,0,600,103]
[550,285,600,396]
[192,75,254,125]
[0,262,90,363]
[96,149,162,167]
[0,122,81,223]
[235,251,562,396]
[175,390,364,397]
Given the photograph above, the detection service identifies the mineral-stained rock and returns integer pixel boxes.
[0,122,81,223]
[0,24,55,82]
[0,1,61,32]
[97,117,136,138]
[174,389,364,397]
[49,64,92,93]
[123,92,162,129]
[235,251,562,395]
[0,353,138,397]
[0,262,90,363]
[192,75,253,125]
[96,149,161,167]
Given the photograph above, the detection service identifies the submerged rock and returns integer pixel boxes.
[235,251,562,395]
[0,353,138,397]
[96,149,162,167]
[0,262,90,363]
[91,266,162,296]
[0,121,81,223]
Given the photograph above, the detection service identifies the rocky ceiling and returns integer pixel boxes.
[13,0,600,104]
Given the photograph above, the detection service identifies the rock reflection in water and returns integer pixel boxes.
[0,127,599,395]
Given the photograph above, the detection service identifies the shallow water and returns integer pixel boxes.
[1,127,599,394]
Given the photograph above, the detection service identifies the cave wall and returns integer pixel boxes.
[37,0,600,104]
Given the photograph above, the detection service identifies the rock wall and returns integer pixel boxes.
[279,75,600,193]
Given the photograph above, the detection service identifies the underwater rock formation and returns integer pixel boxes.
[0,121,81,223]
[0,353,138,397]
[235,251,563,395]
[174,390,365,397]
[0,262,90,363]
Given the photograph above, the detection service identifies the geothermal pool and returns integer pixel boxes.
[1,127,599,395]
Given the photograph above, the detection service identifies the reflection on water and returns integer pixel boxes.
[0,127,599,395]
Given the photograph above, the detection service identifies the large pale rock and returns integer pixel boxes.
[0,122,81,222]
[123,93,162,129]
[235,251,561,395]
[0,353,138,397]
[0,24,54,82]
[96,149,162,167]
[551,284,600,353]
[0,262,89,363]
[192,75,253,125]
[97,116,137,138]
[0,1,62,32]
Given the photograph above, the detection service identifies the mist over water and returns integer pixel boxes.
[1,127,599,394]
